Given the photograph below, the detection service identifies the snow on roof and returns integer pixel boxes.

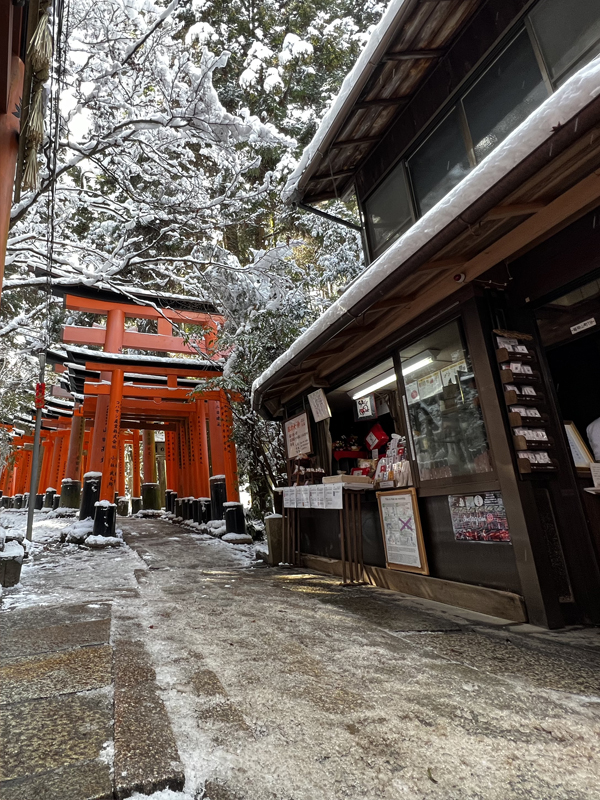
[64,345,219,370]
[282,0,413,204]
[254,56,600,405]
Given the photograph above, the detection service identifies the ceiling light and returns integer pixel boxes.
[401,356,433,377]
[352,372,397,400]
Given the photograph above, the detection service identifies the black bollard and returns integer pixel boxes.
[210,476,227,522]
[224,502,246,534]
[80,473,101,520]
[165,490,173,513]
[192,499,200,523]
[52,494,61,510]
[131,497,142,515]
[92,501,117,537]
[44,488,56,509]
[13,494,23,510]
[199,497,211,523]
[141,482,161,510]
[60,479,81,509]
[35,494,44,510]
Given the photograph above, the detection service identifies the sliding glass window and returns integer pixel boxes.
[407,108,471,217]
[463,30,548,164]
[364,165,413,258]
[529,0,600,85]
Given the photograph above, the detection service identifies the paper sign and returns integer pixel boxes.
[307,389,331,422]
[283,486,297,508]
[324,483,343,509]
[417,371,442,399]
[284,412,311,459]
[298,485,311,509]
[310,484,325,509]
[591,464,600,488]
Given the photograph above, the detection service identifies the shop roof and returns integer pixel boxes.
[254,57,600,417]
[283,0,481,206]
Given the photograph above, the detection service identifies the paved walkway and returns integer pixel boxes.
[1,514,600,799]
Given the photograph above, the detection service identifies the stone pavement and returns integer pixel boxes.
[1,514,600,800]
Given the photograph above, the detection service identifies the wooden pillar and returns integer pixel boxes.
[48,432,62,491]
[64,411,85,481]
[89,308,126,474]
[37,436,52,494]
[165,430,177,491]
[193,400,210,496]
[98,369,124,502]
[142,429,157,484]
[117,434,126,497]
[132,429,141,498]
[208,400,226,478]
[12,447,25,495]
[220,392,239,502]
[57,428,70,487]
[176,423,186,497]
[82,428,91,478]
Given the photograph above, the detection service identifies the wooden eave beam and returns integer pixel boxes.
[354,97,407,109]
[382,50,443,61]
[483,202,547,220]
[416,258,467,273]
[331,136,380,148]
[370,293,418,310]
[313,168,355,181]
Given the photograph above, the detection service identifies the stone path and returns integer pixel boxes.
[1,514,600,800]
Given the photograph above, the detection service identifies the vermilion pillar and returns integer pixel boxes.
[37,436,52,494]
[64,411,85,483]
[132,429,141,498]
[48,432,63,491]
[98,369,124,502]
[192,402,210,496]
[56,428,70,488]
[88,308,125,474]
[142,429,157,484]
[208,400,226,477]
[117,435,126,498]
[221,393,239,502]
[165,430,177,490]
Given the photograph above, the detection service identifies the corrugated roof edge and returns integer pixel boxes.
[281,0,414,205]
[253,56,600,413]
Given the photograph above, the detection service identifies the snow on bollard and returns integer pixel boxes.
[80,472,102,520]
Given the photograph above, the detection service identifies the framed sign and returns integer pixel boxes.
[307,389,331,422]
[376,488,428,574]
[356,393,377,420]
[564,421,593,469]
[283,412,312,460]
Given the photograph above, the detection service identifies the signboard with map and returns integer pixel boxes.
[376,488,429,574]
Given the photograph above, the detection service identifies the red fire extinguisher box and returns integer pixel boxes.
[365,423,389,451]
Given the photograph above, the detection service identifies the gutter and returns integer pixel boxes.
[253,70,600,417]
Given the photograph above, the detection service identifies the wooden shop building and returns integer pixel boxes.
[252,0,600,628]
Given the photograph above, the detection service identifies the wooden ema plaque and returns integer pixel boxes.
[494,330,557,476]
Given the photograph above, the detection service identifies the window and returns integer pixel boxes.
[400,320,492,481]
[530,0,600,85]
[407,108,472,216]
[365,165,413,257]
[463,30,548,164]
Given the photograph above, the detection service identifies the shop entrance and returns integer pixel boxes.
[535,276,600,565]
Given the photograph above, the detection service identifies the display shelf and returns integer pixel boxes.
[500,369,540,384]
[508,411,548,427]
[504,389,543,405]
[496,347,535,364]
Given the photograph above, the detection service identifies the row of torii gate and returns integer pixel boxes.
[0,284,241,535]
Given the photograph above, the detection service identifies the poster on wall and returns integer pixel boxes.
[448,492,511,542]
[405,381,420,405]
[417,371,442,399]
[307,389,331,422]
[376,488,429,574]
[356,393,377,420]
[283,412,312,460]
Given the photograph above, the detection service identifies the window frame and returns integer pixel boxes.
[363,160,416,261]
